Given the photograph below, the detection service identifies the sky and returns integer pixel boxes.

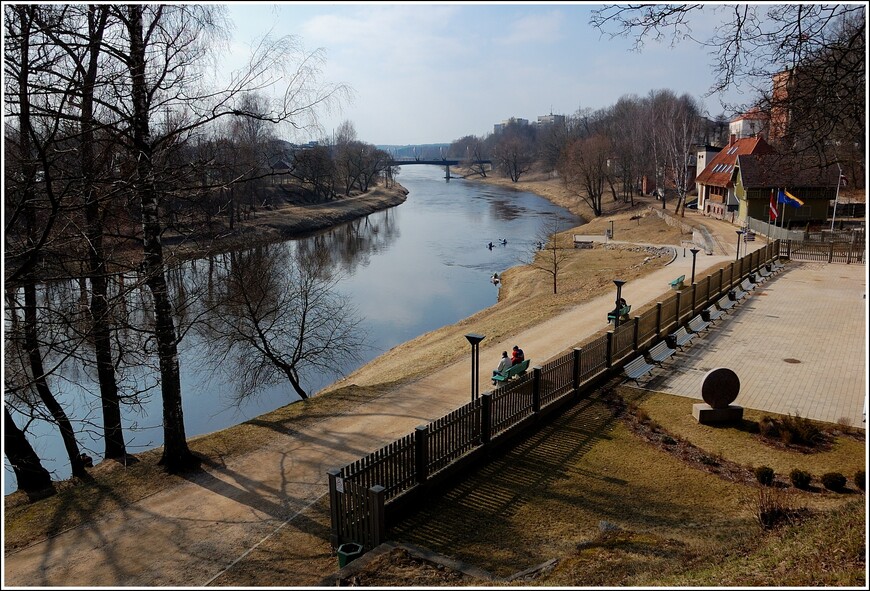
[221,2,756,146]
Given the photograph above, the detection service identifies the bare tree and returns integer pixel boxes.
[493,129,535,182]
[528,215,573,294]
[198,245,366,401]
[558,134,611,216]
[590,4,865,179]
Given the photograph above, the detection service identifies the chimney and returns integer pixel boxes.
[729,133,736,146]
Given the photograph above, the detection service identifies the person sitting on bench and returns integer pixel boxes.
[610,297,628,317]
[492,351,510,385]
[511,345,525,366]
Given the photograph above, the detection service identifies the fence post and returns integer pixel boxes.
[606,332,614,369]
[690,284,697,316]
[327,468,342,549]
[532,366,542,413]
[655,302,662,338]
[829,240,834,263]
[481,393,492,444]
[572,348,581,395]
[848,232,855,264]
[674,291,682,326]
[414,425,429,484]
[718,268,725,297]
[367,485,386,549]
[632,316,640,351]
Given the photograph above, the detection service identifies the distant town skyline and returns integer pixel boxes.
[224,2,755,145]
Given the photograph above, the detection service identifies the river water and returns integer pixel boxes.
[4,166,580,494]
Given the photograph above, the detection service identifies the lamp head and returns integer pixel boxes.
[465,333,485,346]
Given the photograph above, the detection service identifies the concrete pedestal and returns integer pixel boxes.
[693,403,744,424]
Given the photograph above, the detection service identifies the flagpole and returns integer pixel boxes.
[831,164,842,232]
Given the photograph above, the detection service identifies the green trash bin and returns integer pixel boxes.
[337,542,364,568]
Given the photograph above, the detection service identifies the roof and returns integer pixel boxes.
[730,107,769,122]
[736,154,841,190]
[695,135,776,188]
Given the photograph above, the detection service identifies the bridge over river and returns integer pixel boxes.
[389,157,492,179]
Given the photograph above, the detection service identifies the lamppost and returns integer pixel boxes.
[735,230,744,262]
[613,279,626,328]
[690,248,700,285]
[465,333,485,402]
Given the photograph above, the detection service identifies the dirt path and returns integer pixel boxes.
[3,217,759,586]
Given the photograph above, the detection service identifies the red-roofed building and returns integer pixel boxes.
[695,134,776,220]
[729,107,770,140]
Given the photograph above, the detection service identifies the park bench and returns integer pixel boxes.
[756,266,772,281]
[701,304,724,323]
[669,274,686,290]
[646,340,677,366]
[770,259,786,273]
[687,314,711,334]
[729,285,749,301]
[623,355,656,385]
[667,326,696,351]
[607,304,631,324]
[740,277,757,291]
[716,294,736,312]
[492,359,530,385]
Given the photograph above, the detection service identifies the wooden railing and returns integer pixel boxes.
[328,241,783,551]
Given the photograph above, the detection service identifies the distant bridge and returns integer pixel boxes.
[388,158,492,180]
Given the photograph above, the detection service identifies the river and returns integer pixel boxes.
[4,166,580,494]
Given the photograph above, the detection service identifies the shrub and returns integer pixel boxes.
[755,466,775,486]
[854,470,865,491]
[779,413,822,447]
[753,487,801,530]
[790,469,812,490]
[758,416,779,438]
[821,472,847,491]
[661,435,676,445]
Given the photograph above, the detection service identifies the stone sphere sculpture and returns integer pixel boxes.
[701,368,740,409]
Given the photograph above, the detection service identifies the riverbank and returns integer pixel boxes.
[165,183,409,262]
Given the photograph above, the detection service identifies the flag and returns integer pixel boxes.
[778,188,805,207]
[769,189,778,220]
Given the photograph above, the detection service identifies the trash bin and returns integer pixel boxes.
[337,542,364,568]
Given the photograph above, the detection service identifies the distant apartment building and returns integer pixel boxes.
[536,113,566,127]
[493,113,565,134]
[493,117,529,134]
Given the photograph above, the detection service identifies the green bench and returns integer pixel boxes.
[607,305,631,324]
[669,274,685,290]
[492,359,530,385]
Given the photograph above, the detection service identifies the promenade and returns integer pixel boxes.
[4,219,866,587]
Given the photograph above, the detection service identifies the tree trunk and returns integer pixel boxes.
[5,407,55,500]
[80,6,127,460]
[23,283,90,480]
[127,5,199,474]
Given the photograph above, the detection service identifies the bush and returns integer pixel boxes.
[755,466,775,486]
[753,487,801,530]
[779,413,822,447]
[854,470,865,491]
[790,469,812,490]
[661,435,676,445]
[821,472,847,491]
[758,416,779,438]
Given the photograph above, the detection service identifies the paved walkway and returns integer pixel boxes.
[4,212,866,587]
[639,261,867,427]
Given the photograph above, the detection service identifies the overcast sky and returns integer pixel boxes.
[223,2,755,146]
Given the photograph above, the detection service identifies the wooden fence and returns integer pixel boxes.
[328,241,784,551]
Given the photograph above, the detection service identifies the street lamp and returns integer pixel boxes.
[690,248,700,285]
[735,230,744,262]
[613,280,626,328]
[464,333,485,402]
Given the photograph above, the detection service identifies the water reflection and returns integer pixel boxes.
[4,166,579,492]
